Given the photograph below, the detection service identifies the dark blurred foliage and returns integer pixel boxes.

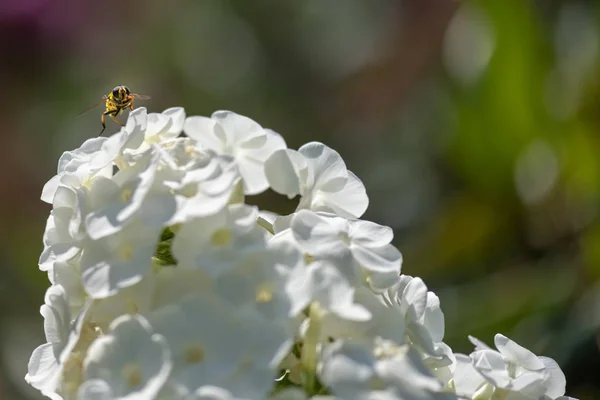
[1,0,599,398]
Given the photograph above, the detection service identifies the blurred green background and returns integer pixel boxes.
[1,0,599,398]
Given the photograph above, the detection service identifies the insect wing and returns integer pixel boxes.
[132,93,151,100]
[77,96,108,117]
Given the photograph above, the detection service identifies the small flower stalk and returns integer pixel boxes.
[27,107,576,399]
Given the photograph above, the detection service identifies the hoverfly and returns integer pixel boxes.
[78,85,151,135]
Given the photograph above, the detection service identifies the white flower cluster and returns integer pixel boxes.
[27,107,576,400]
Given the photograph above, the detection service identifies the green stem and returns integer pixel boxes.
[301,302,323,394]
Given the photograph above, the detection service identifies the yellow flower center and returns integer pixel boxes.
[185,345,205,364]
[211,228,232,246]
[126,298,139,315]
[117,242,134,261]
[120,186,133,203]
[82,176,94,189]
[338,231,351,245]
[256,286,273,303]
[122,363,142,388]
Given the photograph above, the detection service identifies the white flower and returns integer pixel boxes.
[124,107,186,158]
[172,204,268,275]
[150,267,212,310]
[184,110,286,195]
[41,138,113,205]
[27,107,578,400]
[91,107,148,170]
[149,290,291,399]
[300,260,372,322]
[148,292,248,392]
[85,148,163,239]
[462,334,567,399]
[89,275,155,331]
[50,258,86,316]
[319,286,405,345]
[41,108,148,204]
[265,142,368,218]
[158,138,240,224]
[39,185,87,272]
[217,308,292,399]
[288,210,402,290]
[381,275,447,360]
[25,285,90,399]
[451,353,491,399]
[319,339,447,400]
[213,239,310,320]
[80,218,162,298]
[82,314,172,399]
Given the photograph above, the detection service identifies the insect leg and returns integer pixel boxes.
[99,112,108,136]
[110,113,125,127]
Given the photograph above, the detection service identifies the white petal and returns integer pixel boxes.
[41,175,62,204]
[317,171,369,218]
[86,151,159,239]
[237,155,269,195]
[163,107,186,136]
[349,220,393,247]
[452,354,486,397]
[81,222,159,298]
[25,343,59,390]
[291,210,345,257]
[194,386,234,400]
[471,349,511,388]
[298,142,347,192]
[264,149,305,198]
[468,335,492,351]
[212,110,264,145]
[539,356,566,398]
[309,261,371,321]
[58,136,106,173]
[494,334,545,370]
[319,341,376,394]
[122,107,148,150]
[184,116,225,152]
[401,278,428,321]
[509,370,546,394]
[146,113,172,137]
[350,244,402,275]
[84,315,172,399]
[263,129,287,154]
[423,293,444,343]
[77,379,114,400]
[272,214,294,234]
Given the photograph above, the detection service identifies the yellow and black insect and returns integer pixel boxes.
[78,85,151,135]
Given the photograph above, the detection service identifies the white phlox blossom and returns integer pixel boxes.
[81,314,172,399]
[123,107,186,159]
[39,185,87,274]
[27,107,575,400]
[41,107,148,206]
[381,276,448,361]
[172,204,268,275]
[158,138,240,224]
[25,285,92,400]
[184,110,286,195]
[265,141,369,218]
[318,339,453,400]
[282,210,402,291]
[451,334,570,400]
